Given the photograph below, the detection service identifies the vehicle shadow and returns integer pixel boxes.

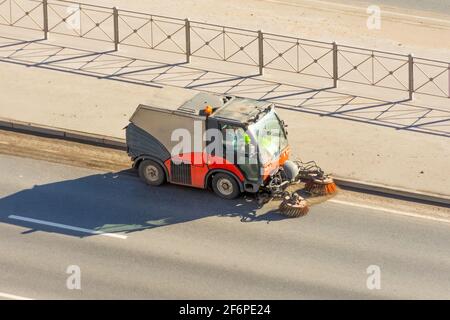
[0,170,288,238]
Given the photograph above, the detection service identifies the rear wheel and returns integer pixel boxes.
[138,159,165,186]
[212,173,240,199]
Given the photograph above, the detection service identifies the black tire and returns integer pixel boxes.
[138,159,165,186]
[211,173,240,199]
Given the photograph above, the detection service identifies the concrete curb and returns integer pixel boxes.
[1,116,449,207]
[333,177,450,207]
[0,117,126,150]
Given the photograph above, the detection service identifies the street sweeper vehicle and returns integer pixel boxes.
[125,90,336,217]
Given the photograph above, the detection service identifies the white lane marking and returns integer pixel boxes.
[0,292,33,300]
[329,199,450,224]
[260,0,450,25]
[8,215,127,239]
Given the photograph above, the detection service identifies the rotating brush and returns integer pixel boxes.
[279,193,309,218]
[304,177,337,196]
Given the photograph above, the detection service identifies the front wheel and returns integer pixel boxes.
[211,173,240,199]
[138,159,165,186]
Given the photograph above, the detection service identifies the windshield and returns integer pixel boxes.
[248,109,288,164]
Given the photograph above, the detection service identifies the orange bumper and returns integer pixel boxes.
[262,146,291,181]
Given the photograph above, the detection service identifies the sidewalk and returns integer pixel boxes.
[86,0,450,61]
[0,32,448,197]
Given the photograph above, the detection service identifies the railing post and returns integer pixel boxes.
[185,18,191,63]
[258,30,264,75]
[113,7,119,51]
[408,53,414,100]
[448,63,450,99]
[332,42,338,88]
[43,0,48,40]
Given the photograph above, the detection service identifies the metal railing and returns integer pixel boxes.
[1,0,449,100]
[336,45,412,98]
[188,21,259,68]
[413,57,450,99]
[262,33,335,80]
[0,0,44,31]
[117,9,186,55]
[46,0,114,43]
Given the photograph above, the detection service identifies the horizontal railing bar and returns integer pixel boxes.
[263,39,332,50]
[0,23,44,31]
[190,28,257,39]
[263,32,334,46]
[263,67,333,79]
[48,2,112,14]
[47,3,112,16]
[339,79,408,91]
[414,57,450,65]
[48,0,112,11]
[189,54,258,66]
[338,50,408,62]
[48,30,113,42]
[338,44,409,58]
[189,20,257,34]
[118,8,186,22]
[264,39,333,50]
[118,15,185,26]
[117,45,185,55]
[414,62,449,69]
[80,8,114,15]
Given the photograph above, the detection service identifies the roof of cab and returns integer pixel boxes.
[139,88,223,111]
[211,97,272,123]
[177,92,224,114]
[136,90,272,124]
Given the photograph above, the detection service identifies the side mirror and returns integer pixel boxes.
[281,120,288,136]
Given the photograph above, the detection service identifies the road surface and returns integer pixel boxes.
[334,0,450,15]
[0,132,449,299]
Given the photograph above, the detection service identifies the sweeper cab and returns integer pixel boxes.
[126,90,336,217]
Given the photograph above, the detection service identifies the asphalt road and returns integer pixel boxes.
[289,0,450,15]
[0,150,449,299]
[344,0,450,15]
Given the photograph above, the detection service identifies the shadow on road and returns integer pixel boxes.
[0,170,288,238]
